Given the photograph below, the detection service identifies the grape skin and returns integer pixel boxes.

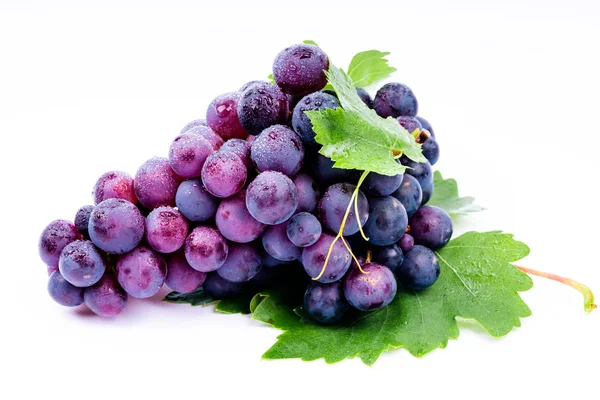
[408,206,453,250]
[398,233,415,253]
[372,244,404,272]
[246,171,298,225]
[84,274,128,317]
[391,174,423,217]
[206,92,249,140]
[373,82,418,118]
[422,137,440,165]
[219,139,253,170]
[175,179,218,222]
[145,206,189,254]
[215,190,266,243]
[262,223,301,261]
[116,245,167,299]
[355,87,372,108]
[180,119,207,134]
[396,245,440,290]
[415,116,435,137]
[343,262,397,311]
[272,44,329,96]
[168,133,214,179]
[293,172,320,213]
[201,151,247,198]
[286,212,322,247]
[39,220,81,269]
[251,124,305,176]
[304,281,349,325]
[92,170,138,205]
[59,240,106,288]
[400,156,434,205]
[363,196,408,246]
[134,157,183,209]
[319,183,368,236]
[237,82,289,135]
[164,250,206,293]
[184,226,228,272]
[48,270,84,307]
[291,92,340,145]
[88,198,145,254]
[74,205,94,237]
[216,243,262,283]
[185,125,224,150]
[397,116,422,134]
[363,172,403,197]
[302,233,351,283]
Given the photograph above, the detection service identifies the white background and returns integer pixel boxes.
[1,0,599,399]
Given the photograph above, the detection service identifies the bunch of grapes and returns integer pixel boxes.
[39,43,451,323]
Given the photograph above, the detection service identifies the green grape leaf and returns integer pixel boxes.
[303,39,319,46]
[347,50,396,88]
[253,231,533,365]
[429,171,485,216]
[164,288,254,314]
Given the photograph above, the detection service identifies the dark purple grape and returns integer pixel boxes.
[134,157,183,209]
[372,244,404,272]
[291,92,340,145]
[363,196,408,246]
[215,190,266,243]
[398,233,414,253]
[422,137,440,165]
[304,281,349,325]
[180,119,207,134]
[203,272,243,298]
[396,245,440,290]
[84,274,128,317]
[216,243,262,283]
[185,125,224,150]
[251,124,304,176]
[293,172,320,213]
[88,198,145,254]
[400,156,434,205]
[355,87,372,108]
[344,262,397,311]
[237,82,289,135]
[116,246,167,298]
[58,240,106,287]
[319,183,368,236]
[397,115,422,134]
[373,82,418,118]
[302,233,351,283]
[74,205,94,237]
[310,152,356,188]
[391,174,423,217]
[415,116,435,137]
[286,212,322,247]
[48,270,84,307]
[219,139,252,169]
[246,171,298,225]
[168,133,214,179]
[184,226,228,272]
[39,220,81,269]
[164,250,206,293]
[363,172,403,197]
[287,94,303,111]
[272,44,329,96]
[92,170,138,205]
[201,151,247,198]
[175,179,218,222]
[262,223,301,261]
[409,206,453,250]
[145,206,189,253]
[206,92,249,140]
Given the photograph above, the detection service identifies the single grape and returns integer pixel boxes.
[175,179,218,222]
[219,138,253,169]
[356,87,373,108]
[373,82,418,118]
[262,223,301,261]
[400,156,434,205]
[203,272,243,298]
[291,92,340,145]
[409,206,453,250]
[134,157,183,209]
[391,174,423,217]
[372,244,404,272]
[92,170,137,205]
[84,274,128,317]
[164,250,207,293]
[286,212,322,247]
[74,205,94,237]
[48,270,84,307]
[343,262,397,311]
[362,172,403,197]
[302,233,351,283]
[58,240,106,287]
[116,246,167,298]
[168,133,214,179]
[251,124,304,176]
[415,116,435,137]
[201,151,247,198]
[319,183,368,236]
[397,115,422,134]
[363,196,408,246]
[88,198,145,254]
[215,190,266,243]
[310,152,356,188]
[39,220,81,269]
[216,243,262,283]
[185,125,224,150]
[398,233,414,253]
[396,245,440,290]
[237,82,289,135]
[145,206,189,253]
[422,136,440,165]
[272,44,329,95]
[180,118,207,134]
[206,92,249,140]
[304,281,349,325]
[293,172,320,213]
[184,226,228,272]
[246,171,298,225]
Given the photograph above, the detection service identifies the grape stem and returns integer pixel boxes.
[515,265,597,313]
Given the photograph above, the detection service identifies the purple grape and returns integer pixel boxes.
[47,270,84,307]
[262,223,301,261]
[246,171,298,225]
[215,190,266,243]
[201,151,247,198]
[400,156,434,205]
[408,206,453,250]
[92,170,138,205]
[397,115,422,134]
[398,233,414,253]
[164,250,207,293]
[134,157,183,209]
[415,116,435,137]
[343,262,397,311]
[168,133,214,179]
[286,212,322,247]
[206,92,249,140]
[58,240,106,287]
[304,281,349,325]
[363,172,403,197]
[319,183,369,236]
[39,220,81,269]
[373,82,418,118]
[396,245,440,290]
[391,174,423,217]
[422,136,440,165]
[302,233,351,283]
[203,272,243,298]
[219,139,253,169]
[74,205,94,237]
[184,226,228,272]
[237,82,289,135]
[116,246,167,298]
[310,152,356,188]
[372,244,404,272]
[291,92,340,145]
[88,198,145,254]
[216,242,262,283]
[260,248,289,268]
[175,179,218,222]
[251,124,305,176]
[180,118,207,134]
[363,196,408,246]
[185,125,224,150]
[293,172,320,213]
[272,44,329,96]
[84,274,128,317]
[355,87,372,108]
[145,206,189,253]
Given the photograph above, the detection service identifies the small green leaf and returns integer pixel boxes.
[267,73,275,84]
[428,171,485,217]
[164,288,253,314]
[303,39,319,47]
[347,50,396,88]
[164,287,216,306]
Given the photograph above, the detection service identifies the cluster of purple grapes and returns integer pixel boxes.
[38,43,451,323]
